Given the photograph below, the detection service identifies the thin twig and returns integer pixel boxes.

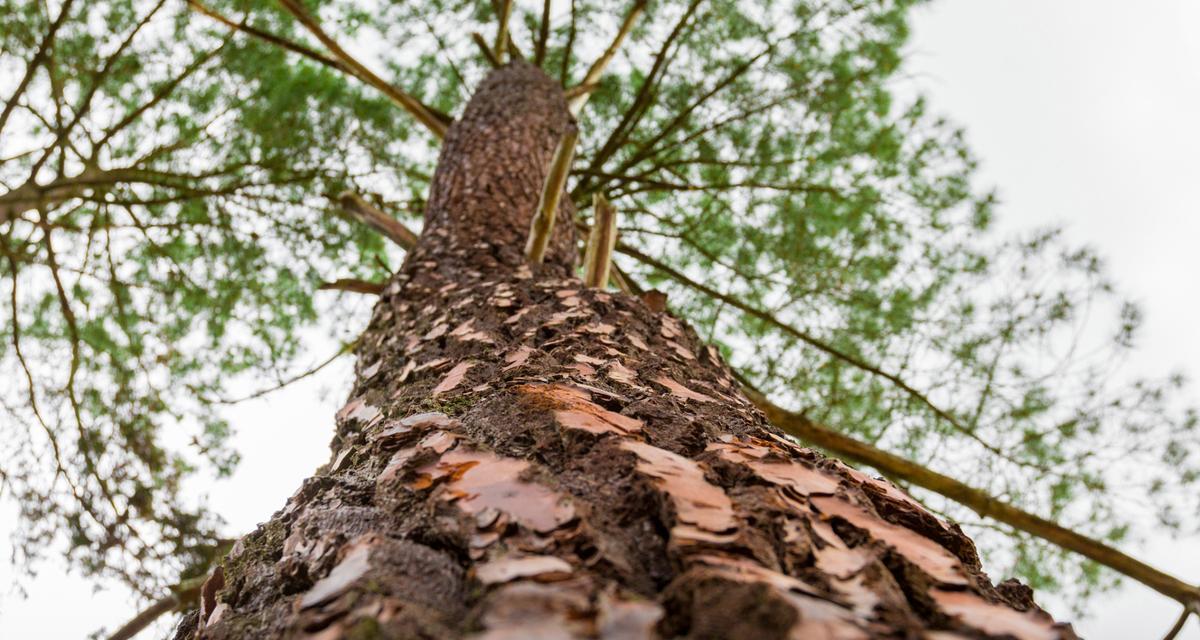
[568,0,646,114]
[215,340,357,405]
[274,0,447,138]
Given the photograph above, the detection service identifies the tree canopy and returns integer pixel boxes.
[1,0,1197,618]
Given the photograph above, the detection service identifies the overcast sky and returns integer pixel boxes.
[3,1,1199,638]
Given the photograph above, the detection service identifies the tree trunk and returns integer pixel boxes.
[178,63,1076,640]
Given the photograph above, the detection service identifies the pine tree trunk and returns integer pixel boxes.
[179,63,1077,640]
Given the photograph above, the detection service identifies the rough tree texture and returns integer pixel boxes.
[177,63,1077,639]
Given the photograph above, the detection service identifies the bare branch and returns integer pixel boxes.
[0,0,77,138]
[568,0,647,115]
[583,193,618,288]
[318,278,385,295]
[335,192,418,250]
[563,83,597,100]
[525,125,579,264]
[577,0,704,191]
[1161,607,1193,640]
[187,0,347,72]
[534,0,551,66]
[559,0,577,84]
[745,387,1200,610]
[275,0,447,138]
[494,0,514,64]
[215,340,357,405]
[105,579,204,640]
[471,31,501,68]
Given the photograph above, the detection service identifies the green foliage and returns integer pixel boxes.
[1,0,1196,615]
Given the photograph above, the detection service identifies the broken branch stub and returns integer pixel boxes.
[525,125,579,265]
[583,193,618,288]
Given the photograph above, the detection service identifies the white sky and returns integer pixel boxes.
[3,1,1199,638]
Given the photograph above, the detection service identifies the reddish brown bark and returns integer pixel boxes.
[177,63,1076,639]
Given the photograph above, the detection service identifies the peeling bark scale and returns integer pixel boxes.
[177,63,1077,639]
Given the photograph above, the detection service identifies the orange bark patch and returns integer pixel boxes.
[931,588,1062,640]
[810,496,967,586]
[502,345,535,371]
[708,440,841,496]
[619,440,737,539]
[652,376,716,403]
[432,361,475,394]
[417,449,575,533]
[517,383,643,436]
[475,555,574,585]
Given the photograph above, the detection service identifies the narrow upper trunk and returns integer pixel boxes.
[178,63,1076,639]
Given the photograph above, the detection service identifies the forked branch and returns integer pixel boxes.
[583,193,618,287]
[567,0,647,115]
[525,125,579,264]
[274,0,447,138]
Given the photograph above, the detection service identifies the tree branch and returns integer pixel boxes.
[318,278,385,295]
[525,125,579,264]
[274,0,447,138]
[494,0,513,64]
[567,0,647,115]
[471,31,501,68]
[534,0,551,66]
[335,192,418,250]
[1161,606,1193,640]
[0,0,77,138]
[105,578,204,640]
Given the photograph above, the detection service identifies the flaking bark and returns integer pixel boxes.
[177,63,1076,640]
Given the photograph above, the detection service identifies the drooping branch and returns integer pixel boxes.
[744,387,1200,610]
[105,578,204,640]
[274,0,448,138]
[583,193,618,287]
[567,0,647,115]
[335,192,418,250]
[525,125,579,264]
